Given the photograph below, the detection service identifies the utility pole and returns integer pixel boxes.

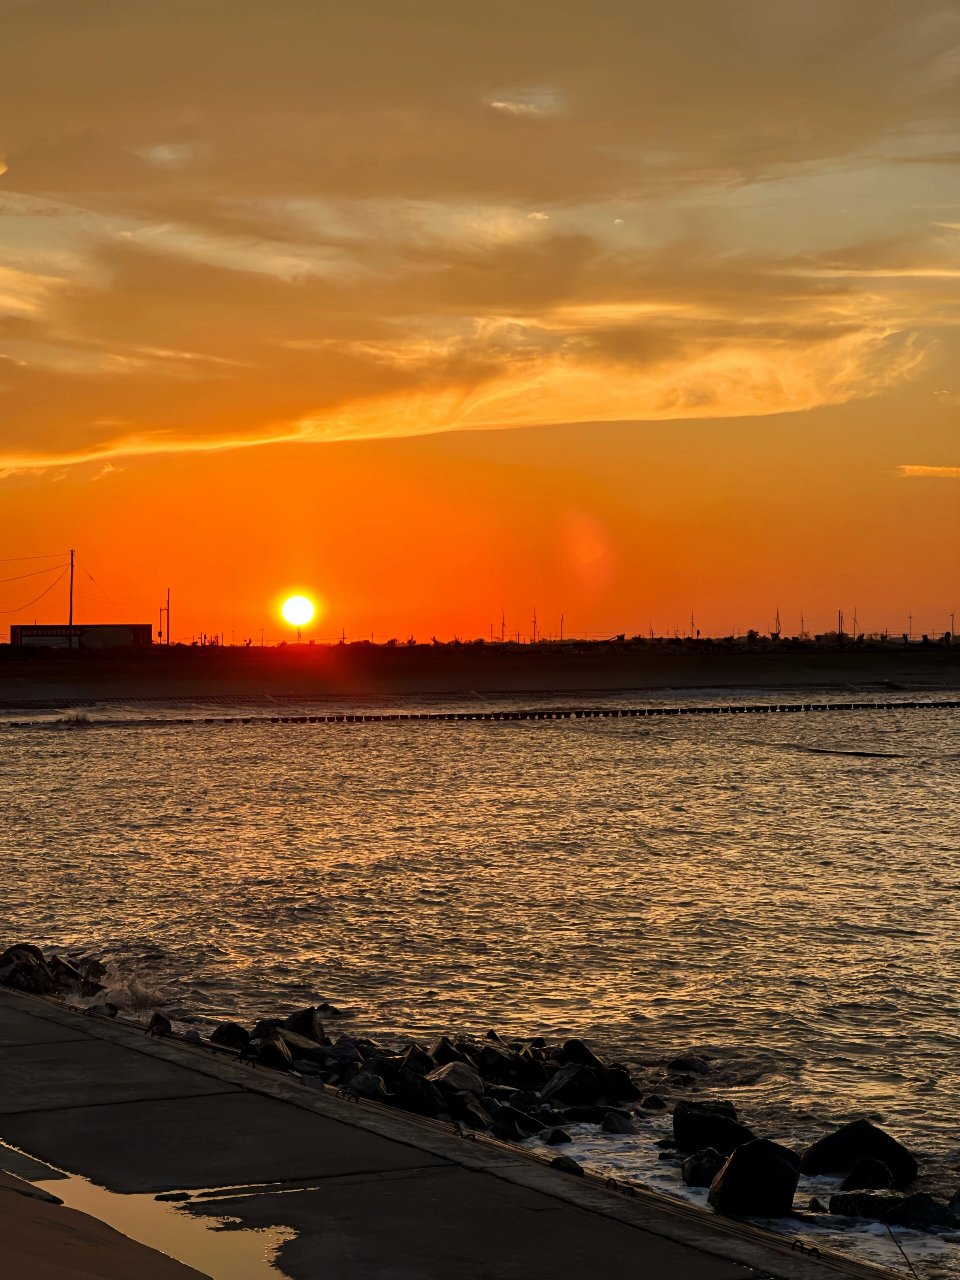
[500,609,505,643]
[560,613,564,642]
[68,548,75,649]
[166,587,170,646]
[838,608,843,640]
[908,612,913,641]
[532,606,537,644]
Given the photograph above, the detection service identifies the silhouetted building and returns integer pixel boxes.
[10,624,153,650]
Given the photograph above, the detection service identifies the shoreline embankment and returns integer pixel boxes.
[0,639,958,705]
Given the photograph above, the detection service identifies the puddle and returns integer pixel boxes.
[0,1141,293,1279]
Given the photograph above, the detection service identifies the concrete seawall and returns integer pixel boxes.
[0,989,900,1279]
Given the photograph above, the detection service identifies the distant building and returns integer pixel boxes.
[10,624,153,650]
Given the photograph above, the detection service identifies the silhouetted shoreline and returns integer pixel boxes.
[0,638,958,705]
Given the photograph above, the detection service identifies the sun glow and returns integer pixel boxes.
[281,595,315,627]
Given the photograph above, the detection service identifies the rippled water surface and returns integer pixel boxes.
[3,688,960,1271]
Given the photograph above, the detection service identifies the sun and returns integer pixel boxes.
[281,595,315,627]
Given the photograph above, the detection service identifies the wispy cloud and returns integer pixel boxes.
[900,465,960,478]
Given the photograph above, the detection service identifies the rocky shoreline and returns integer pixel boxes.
[4,941,959,1244]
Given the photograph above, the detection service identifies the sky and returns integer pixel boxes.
[1,0,958,641]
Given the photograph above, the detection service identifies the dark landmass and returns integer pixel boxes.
[0,637,958,705]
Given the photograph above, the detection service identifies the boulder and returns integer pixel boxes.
[601,1111,637,1135]
[145,1012,172,1038]
[390,1069,446,1118]
[673,1100,754,1155]
[426,1060,485,1095]
[211,1018,252,1049]
[667,1054,710,1075]
[550,1155,585,1177]
[48,956,83,988]
[477,1043,518,1083]
[682,1148,726,1188]
[490,1104,544,1136]
[540,1063,601,1106]
[545,1128,572,1146]
[562,1039,606,1070]
[284,1007,328,1044]
[891,1193,959,1231]
[514,1049,550,1088]
[601,1066,643,1102]
[828,1192,905,1223]
[0,946,57,995]
[841,1157,895,1191]
[561,1105,607,1124]
[452,1092,493,1130]
[256,1034,293,1073]
[428,1035,464,1066]
[348,1069,390,1101]
[708,1139,800,1218]
[641,1094,667,1110]
[401,1043,435,1076]
[278,1028,330,1065]
[484,1029,504,1043]
[800,1119,918,1187]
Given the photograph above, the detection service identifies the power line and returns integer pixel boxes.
[0,552,67,563]
[0,566,69,614]
[0,562,68,584]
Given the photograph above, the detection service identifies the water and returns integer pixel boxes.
[3,687,960,1275]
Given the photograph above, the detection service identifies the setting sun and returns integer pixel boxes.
[281,595,315,627]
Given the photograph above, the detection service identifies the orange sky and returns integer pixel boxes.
[1,2,958,641]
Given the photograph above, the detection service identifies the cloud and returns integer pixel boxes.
[0,1,958,472]
[900,465,960,478]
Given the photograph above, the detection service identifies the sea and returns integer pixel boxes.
[3,687,959,1277]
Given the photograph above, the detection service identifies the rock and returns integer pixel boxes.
[841,1157,895,1191]
[256,1034,293,1073]
[545,1128,572,1146]
[145,1012,172,1038]
[514,1049,549,1088]
[891,1193,959,1231]
[533,1105,565,1125]
[708,1139,800,1218]
[484,1029,504,1043]
[210,1022,250,1053]
[426,1060,485,1095]
[809,1197,828,1213]
[278,1028,330,1064]
[641,1094,666,1110]
[550,1155,585,1177]
[561,1039,606,1070]
[390,1069,446,1117]
[401,1044,435,1076]
[682,1148,726,1188]
[828,1192,905,1223]
[0,945,57,995]
[561,1105,607,1124]
[284,1007,328,1044]
[453,1092,493,1130]
[800,1119,918,1187]
[428,1035,463,1066]
[348,1069,390,1101]
[477,1043,518,1083]
[667,1054,710,1074]
[601,1111,637,1135]
[492,1113,528,1142]
[183,1029,202,1045]
[673,1100,754,1155]
[601,1066,643,1102]
[48,956,83,988]
[491,1104,544,1136]
[540,1063,601,1106]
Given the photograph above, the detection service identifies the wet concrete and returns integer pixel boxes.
[0,989,897,1279]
